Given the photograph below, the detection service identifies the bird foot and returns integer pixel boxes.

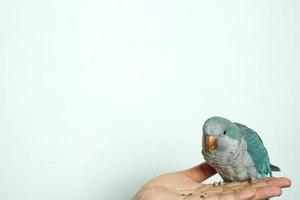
[247,177,256,185]
[213,181,223,187]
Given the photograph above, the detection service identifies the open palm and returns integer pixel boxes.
[133,163,291,200]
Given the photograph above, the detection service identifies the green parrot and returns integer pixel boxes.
[202,116,280,182]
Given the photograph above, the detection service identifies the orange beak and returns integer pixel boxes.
[206,135,217,152]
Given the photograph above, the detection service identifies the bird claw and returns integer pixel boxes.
[247,177,256,185]
[213,181,222,187]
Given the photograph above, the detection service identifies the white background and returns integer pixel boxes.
[0,0,299,199]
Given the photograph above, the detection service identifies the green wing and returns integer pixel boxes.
[234,123,273,177]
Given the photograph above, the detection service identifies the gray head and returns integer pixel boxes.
[202,116,241,153]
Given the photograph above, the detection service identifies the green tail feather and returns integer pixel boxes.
[270,164,280,172]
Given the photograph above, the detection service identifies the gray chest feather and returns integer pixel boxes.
[203,140,258,182]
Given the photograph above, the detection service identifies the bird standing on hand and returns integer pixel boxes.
[202,116,280,183]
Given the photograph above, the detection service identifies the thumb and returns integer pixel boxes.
[183,162,216,182]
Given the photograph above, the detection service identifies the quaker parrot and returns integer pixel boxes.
[202,116,280,182]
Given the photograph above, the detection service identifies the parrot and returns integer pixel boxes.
[202,116,280,183]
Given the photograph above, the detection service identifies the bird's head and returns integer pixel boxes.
[202,116,241,153]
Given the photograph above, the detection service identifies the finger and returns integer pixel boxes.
[197,181,265,196]
[200,189,255,200]
[183,162,216,182]
[222,180,267,191]
[203,177,291,197]
[266,177,292,188]
[222,178,263,188]
[253,186,282,199]
[222,177,276,190]
[224,179,277,192]
[218,189,256,200]
[222,181,251,189]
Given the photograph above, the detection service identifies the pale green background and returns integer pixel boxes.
[0,0,299,199]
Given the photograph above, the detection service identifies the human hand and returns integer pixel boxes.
[132,163,291,200]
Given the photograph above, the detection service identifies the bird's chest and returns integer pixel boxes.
[208,151,258,182]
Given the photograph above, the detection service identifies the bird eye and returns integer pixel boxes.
[223,130,227,135]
